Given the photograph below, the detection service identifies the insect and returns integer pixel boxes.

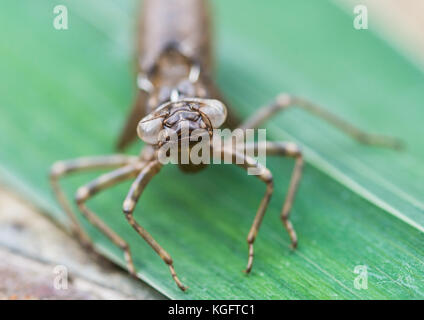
[50,0,401,291]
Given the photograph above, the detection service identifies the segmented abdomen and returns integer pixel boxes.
[138,0,212,74]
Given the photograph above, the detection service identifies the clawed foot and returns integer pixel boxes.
[169,265,188,291]
[72,228,94,251]
[243,243,254,274]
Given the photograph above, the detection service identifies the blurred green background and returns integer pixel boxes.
[0,0,423,299]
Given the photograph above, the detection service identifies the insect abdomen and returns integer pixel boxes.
[138,0,212,74]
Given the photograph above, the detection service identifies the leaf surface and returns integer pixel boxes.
[0,0,422,299]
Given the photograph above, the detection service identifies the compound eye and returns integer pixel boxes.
[137,115,164,145]
[199,99,227,128]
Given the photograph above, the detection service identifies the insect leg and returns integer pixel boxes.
[50,155,139,247]
[240,93,403,149]
[243,141,303,249]
[121,161,188,291]
[75,163,145,275]
[219,147,274,274]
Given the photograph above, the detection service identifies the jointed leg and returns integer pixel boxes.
[240,93,403,149]
[74,162,145,275]
[243,141,303,249]
[219,147,274,274]
[50,155,139,246]
[121,160,188,291]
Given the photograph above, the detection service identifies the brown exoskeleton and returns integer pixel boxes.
[50,0,401,291]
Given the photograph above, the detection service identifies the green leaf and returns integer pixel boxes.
[0,0,423,299]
